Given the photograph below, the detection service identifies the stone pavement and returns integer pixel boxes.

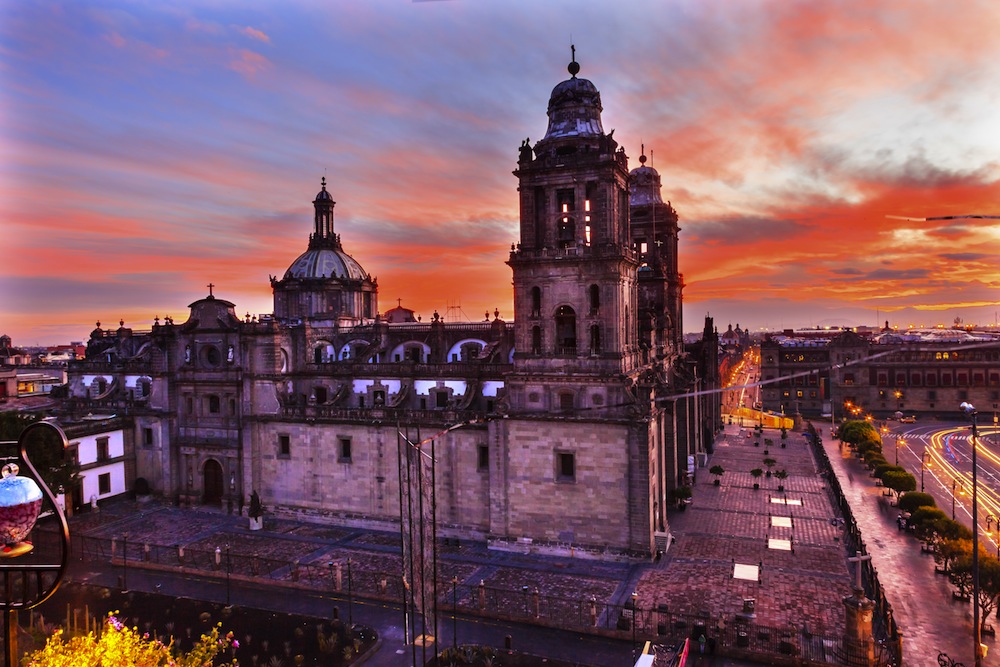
[821,430,981,665]
[645,424,854,638]
[54,424,905,666]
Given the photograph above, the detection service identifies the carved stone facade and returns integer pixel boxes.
[65,55,720,558]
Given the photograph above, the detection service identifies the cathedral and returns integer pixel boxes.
[67,54,721,558]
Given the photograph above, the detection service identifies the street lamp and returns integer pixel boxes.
[987,515,1000,559]
[952,480,964,520]
[961,401,983,667]
[921,448,931,493]
[895,438,905,467]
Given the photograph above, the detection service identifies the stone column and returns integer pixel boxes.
[842,588,876,667]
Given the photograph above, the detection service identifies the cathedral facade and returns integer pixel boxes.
[67,56,720,558]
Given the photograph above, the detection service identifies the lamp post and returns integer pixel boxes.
[961,401,982,667]
[987,515,999,558]
[895,437,905,467]
[952,480,963,520]
[921,448,931,493]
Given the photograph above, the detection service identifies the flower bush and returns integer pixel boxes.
[24,612,239,667]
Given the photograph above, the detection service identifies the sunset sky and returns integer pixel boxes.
[3,0,1000,346]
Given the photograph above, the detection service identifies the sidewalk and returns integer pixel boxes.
[821,434,977,664]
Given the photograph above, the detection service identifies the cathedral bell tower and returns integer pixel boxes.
[506,50,640,416]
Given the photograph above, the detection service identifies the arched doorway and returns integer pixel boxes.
[203,459,224,505]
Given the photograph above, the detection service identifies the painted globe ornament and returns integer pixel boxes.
[0,463,44,557]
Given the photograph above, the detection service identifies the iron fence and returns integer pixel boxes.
[42,525,900,666]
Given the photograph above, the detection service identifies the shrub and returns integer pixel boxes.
[24,613,238,667]
[671,486,692,502]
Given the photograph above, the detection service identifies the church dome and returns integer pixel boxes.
[541,55,604,141]
[284,247,368,281]
[629,154,663,205]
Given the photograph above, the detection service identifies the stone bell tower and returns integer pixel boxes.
[506,48,640,417]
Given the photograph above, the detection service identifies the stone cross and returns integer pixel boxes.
[847,550,871,591]
[207,282,215,297]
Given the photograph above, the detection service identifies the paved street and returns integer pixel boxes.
[822,429,982,665]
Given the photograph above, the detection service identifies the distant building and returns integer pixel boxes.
[760,327,1000,419]
[64,54,720,558]
[0,335,32,366]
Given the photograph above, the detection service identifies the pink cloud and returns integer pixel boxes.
[240,26,270,43]
[227,49,272,77]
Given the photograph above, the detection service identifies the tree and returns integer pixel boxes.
[873,464,905,481]
[838,420,880,449]
[750,468,764,489]
[709,465,725,486]
[936,537,970,577]
[897,492,936,514]
[949,542,976,600]
[0,411,41,440]
[863,453,888,471]
[976,553,1000,634]
[671,486,692,505]
[882,470,917,500]
[774,469,788,491]
[24,613,238,666]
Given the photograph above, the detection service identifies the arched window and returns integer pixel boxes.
[555,306,577,355]
[532,326,542,354]
[531,287,542,318]
[589,285,600,314]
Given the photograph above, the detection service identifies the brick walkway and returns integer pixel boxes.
[644,425,853,638]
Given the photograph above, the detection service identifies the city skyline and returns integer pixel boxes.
[3,0,1000,346]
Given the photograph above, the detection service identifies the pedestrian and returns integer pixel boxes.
[698,633,706,654]
[847,471,854,484]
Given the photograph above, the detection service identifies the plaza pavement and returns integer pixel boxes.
[56,423,981,666]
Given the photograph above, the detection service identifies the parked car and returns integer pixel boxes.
[900,416,916,423]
